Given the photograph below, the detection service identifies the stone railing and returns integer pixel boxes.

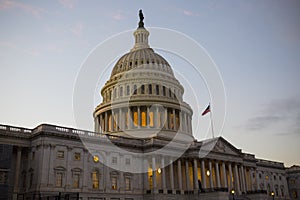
[0,124,32,134]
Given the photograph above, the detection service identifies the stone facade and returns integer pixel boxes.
[287,165,300,199]
[0,11,296,200]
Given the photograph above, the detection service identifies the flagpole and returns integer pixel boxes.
[209,103,215,138]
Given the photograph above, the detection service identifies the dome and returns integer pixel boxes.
[94,10,193,141]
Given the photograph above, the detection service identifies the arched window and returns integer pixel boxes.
[133,85,137,95]
[163,86,166,96]
[148,84,152,94]
[156,85,159,95]
[169,88,172,97]
[141,85,145,94]
[120,87,123,97]
[126,85,130,95]
[114,88,117,98]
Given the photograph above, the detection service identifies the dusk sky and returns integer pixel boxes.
[0,0,299,167]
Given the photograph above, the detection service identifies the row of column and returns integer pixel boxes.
[95,106,192,134]
[145,157,257,195]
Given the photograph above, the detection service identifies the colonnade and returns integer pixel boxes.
[95,106,192,134]
[145,157,257,195]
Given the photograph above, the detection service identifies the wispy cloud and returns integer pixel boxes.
[58,0,76,9]
[113,12,125,21]
[182,9,199,17]
[71,22,84,37]
[245,97,300,136]
[0,0,48,18]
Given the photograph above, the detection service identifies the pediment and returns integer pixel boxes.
[200,137,242,156]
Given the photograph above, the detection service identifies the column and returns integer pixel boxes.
[128,107,132,129]
[179,111,183,131]
[169,159,174,190]
[201,160,206,189]
[161,157,166,191]
[138,106,141,128]
[229,163,233,189]
[222,162,228,188]
[234,164,240,194]
[105,112,108,132]
[94,116,99,132]
[164,108,168,129]
[111,111,114,131]
[209,161,213,189]
[241,165,246,193]
[152,157,157,190]
[13,147,22,196]
[144,158,149,191]
[172,109,176,130]
[215,162,221,188]
[193,159,199,190]
[155,106,159,128]
[255,170,260,190]
[147,106,150,128]
[250,168,254,191]
[119,108,123,130]
[177,160,182,190]
[82,150,88,191]
[185,160,191,190]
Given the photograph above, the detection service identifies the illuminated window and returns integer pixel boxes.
[292,190,298,198]
[141,111,146,127]
[149,112,154,127]
[111,177,117,190]
[57,151,64,159]
[133,111,138,127]
[157,112,161,127]
[92,171,99,189]
[113,113,118,130]
[148,84,152,94]
[125,177,131,190]
[74,152,81,161]
[266,175,269,180]
[73,174,79,188]
[56,172,63,187]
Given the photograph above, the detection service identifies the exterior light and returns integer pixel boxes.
[93,155,99,163]
[158,168,161,174]
[271,191,275,200]
[206,170,210,176]
[231,189,235,194]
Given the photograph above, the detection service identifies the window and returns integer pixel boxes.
[32,152,35,160]
[141,111,146,127]
[125,158,130,165]
[111,177,117,190]
[56,172,63,187]
[292,190,298,198]
[112,157,117,164]
[169,88,172,97]
[133,85,137,95]
[141,85,145,94]
[265,175,269,180]
[120,87,123,97]
[126,85,130,95]
[125,177,131,190]
[279,176,281,180]
[57,151,64,159]
[133,111,138,127]
[148,84,152,94]
[162,86,166,96]
[92,171,99,189]
[29,173,33,188]
[74,152,81,161]
[149,112,154,127]
[73,174,80,188]
[274,175,276,180]
[259,173,262,179]
[156,85,159,95]
[0,171,8,185]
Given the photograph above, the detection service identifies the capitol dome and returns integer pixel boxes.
[94,11,193,141]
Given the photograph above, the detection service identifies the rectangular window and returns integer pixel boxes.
[112,157,117,164]
[141,111,146,127]
[141,85,145,94]
[73,174,80,188]
[120,87,123,97]
[125,177,131,190]
[74,152,81,161]
[32,152,35,160]
[92,171,99,189]
[111,177,117,190]
[148,84,152,94]
[125,158,130,165]
[133,111,138,127]
[56,172,63,187]
[156,85,159,95]
[162,86,166,96]
[57,151,64,159]
[126,85,130,95]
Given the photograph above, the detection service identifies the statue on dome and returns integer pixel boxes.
[138,9,144,28]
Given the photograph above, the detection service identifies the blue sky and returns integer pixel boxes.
[0,0,299,167]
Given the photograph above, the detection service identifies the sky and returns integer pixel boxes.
[0,0,299,167]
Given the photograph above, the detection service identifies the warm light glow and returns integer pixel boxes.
[271,191,274,196]
[206,170,210,176]
[231,189,235,194]
[93,155,99,163]
[158,168,161,174]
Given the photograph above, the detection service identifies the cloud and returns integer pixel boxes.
[0,0,48,17]
[113,13,125,21]
[71,22,84,37]
[181,9,200,17]
[58,0,76,9]
[245,97,300,135]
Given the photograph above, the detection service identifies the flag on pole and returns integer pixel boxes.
[201,104,211,116]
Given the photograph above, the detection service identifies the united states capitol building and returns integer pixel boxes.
[0,11,299,200]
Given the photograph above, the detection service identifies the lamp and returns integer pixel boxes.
[271,191,275,200]
[206,170,210,176]
[231,189,235,200]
